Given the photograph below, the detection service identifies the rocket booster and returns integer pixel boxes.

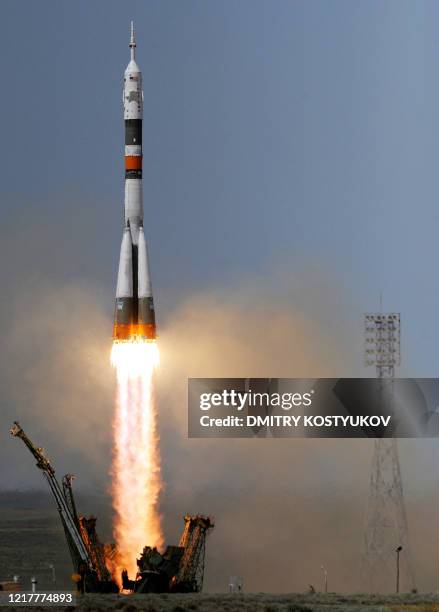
[113,23,156,342]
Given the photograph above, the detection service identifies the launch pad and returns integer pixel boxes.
[10,422,214,594]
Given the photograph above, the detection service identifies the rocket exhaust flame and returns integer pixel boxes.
[111,339,163,579]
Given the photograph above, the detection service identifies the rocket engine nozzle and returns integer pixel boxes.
[112,323,157,343]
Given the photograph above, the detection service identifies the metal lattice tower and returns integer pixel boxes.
[361,313,415,593]
[177,515,214,591]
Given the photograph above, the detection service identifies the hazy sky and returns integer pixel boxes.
[0,0,437,372]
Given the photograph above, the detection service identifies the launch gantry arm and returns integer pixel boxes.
[62,474,80,529]
[10,421,92,570]
[176,515,214,591]
[10,421,55,475]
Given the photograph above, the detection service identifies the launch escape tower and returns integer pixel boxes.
[361,313,415,592]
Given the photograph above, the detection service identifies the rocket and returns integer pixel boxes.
[113,23,156,342]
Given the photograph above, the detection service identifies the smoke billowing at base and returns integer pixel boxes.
[1,261,438,593]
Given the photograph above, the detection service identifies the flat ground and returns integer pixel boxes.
[3,493,439,611]
[0,491,73,591]
[7,592,439,612]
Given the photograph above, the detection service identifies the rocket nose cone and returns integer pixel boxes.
[125,59,140,73]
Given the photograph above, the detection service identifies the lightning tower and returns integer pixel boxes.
[361,313,415,592]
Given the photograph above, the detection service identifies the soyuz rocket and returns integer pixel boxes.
[113,23,156,342]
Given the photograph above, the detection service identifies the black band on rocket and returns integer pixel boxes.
[125,120,142,145]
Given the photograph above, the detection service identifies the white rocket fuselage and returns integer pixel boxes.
[113,24,156,342]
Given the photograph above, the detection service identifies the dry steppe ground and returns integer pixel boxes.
[3,494,439,611]
[11,592,439,612]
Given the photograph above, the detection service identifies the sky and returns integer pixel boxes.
[0,0,437,372]
[1,0,439,593]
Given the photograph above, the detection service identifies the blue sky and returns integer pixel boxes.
[0,0,436,372]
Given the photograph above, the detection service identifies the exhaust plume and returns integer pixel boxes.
[111,340,164,579]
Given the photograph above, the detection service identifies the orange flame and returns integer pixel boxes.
[111,340,164,580]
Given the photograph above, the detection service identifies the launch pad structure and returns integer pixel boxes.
[361,313,415,593]
[10,421,214,594]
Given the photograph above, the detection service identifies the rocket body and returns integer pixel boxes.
[113,24,156,342]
